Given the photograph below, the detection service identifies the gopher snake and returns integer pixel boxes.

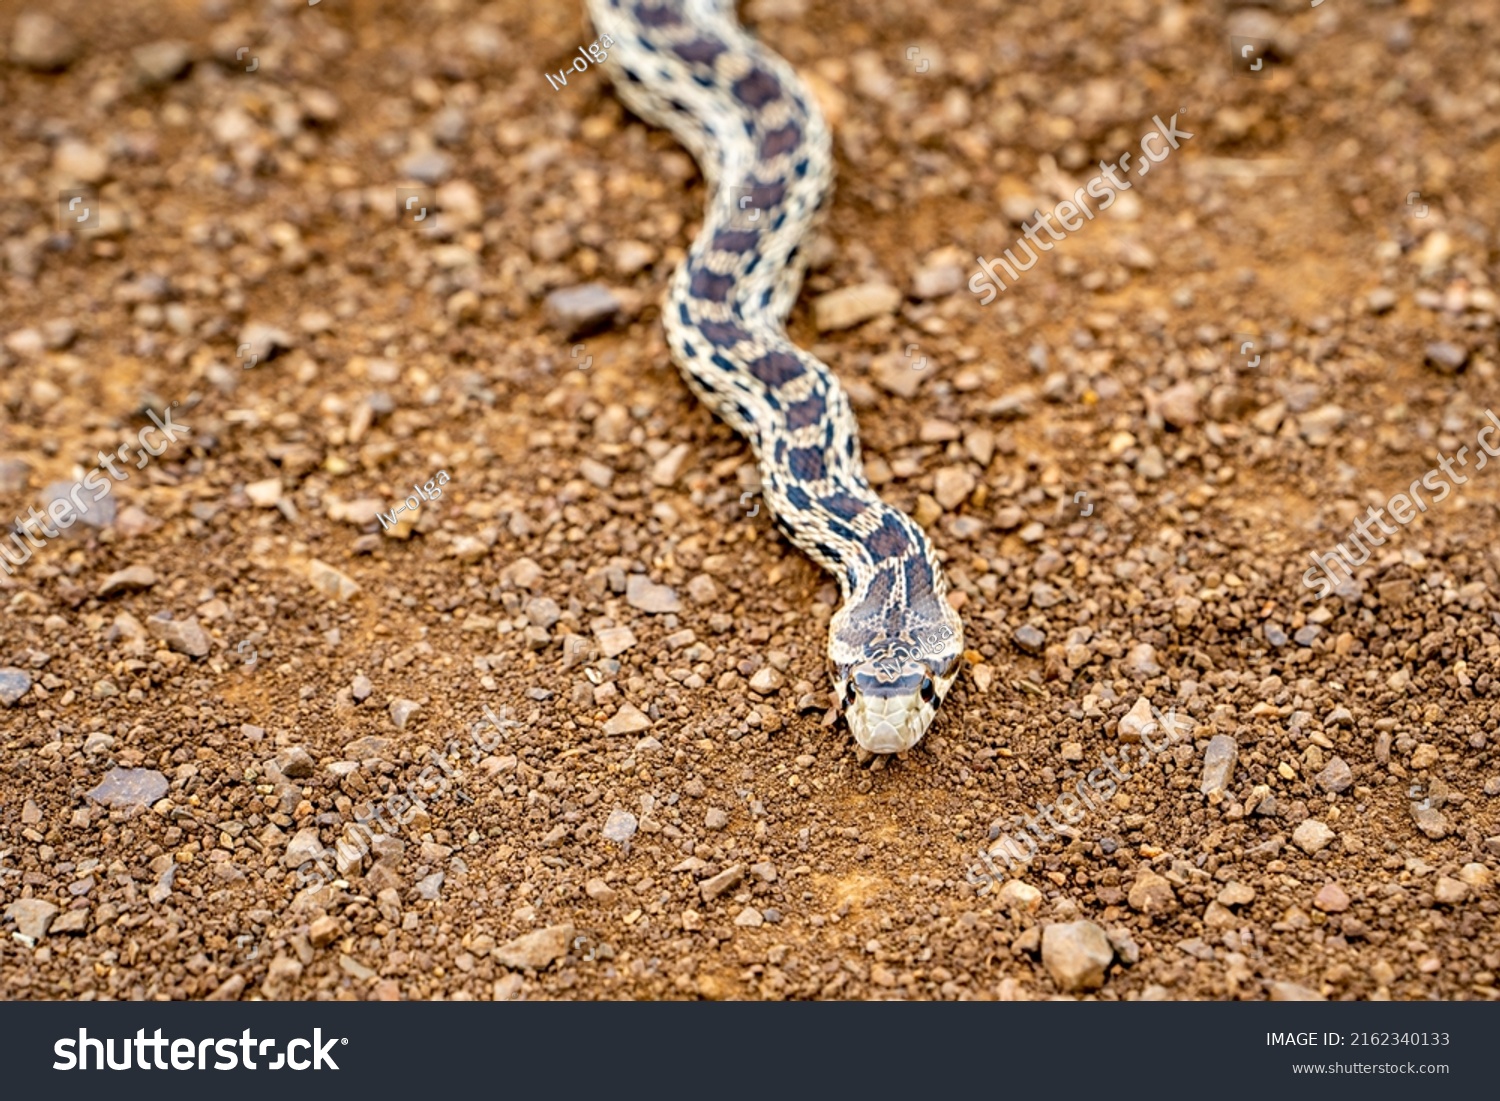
[585,0,964,752]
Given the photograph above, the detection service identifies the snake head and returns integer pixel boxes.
[835,635,961,754]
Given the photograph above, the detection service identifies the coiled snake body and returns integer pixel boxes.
[585,0,964,752]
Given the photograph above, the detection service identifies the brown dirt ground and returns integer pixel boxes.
[1,0,1499,1001]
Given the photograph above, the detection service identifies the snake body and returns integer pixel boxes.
[585,0,964,752]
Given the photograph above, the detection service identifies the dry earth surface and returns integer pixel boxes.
[1,0,1499,1001]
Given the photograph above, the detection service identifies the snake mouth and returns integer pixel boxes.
[844,690,927,754]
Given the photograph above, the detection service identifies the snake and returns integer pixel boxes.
[583,0,965,753]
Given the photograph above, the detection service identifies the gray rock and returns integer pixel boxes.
[1124,643,1162,676]
[603,703,652,735]
[87,767,168,809]
[493,923,575,969]
[238,322,295,363]
[1041,920,1115,992]
[594,625,637,658]
[1201,734,1238,794]
[146,612,211,657]
[352,675,373,701]
[308,559,360,601]
[0,458,31,493]
[1292,818,1337,854]
[344,735,392,760]
[51,908,89,934]
[1424,341,1469,373]
[700,863,744,902]
[275,746,316,779]
[602,809,638,843]
[649,442,692,487]
[626,574,681,613]
[0,666,32,707]
[1013,625,1046,654]
[1158,382,1200,428]
[4,898,59,939]
[388,698,421,729]
[148,864,175,904]
[543,283,622,339]
[585,878,617,902]
[1107,926,1140,965]
[43,480,114,529]
[399,149,453,184]
[10,11,79,71]
[284,827,324,869]
[97,565,158,597]
[1411,803,1449,840]
[415,872,445,900]
[1127,870,1178,915]
[524,596,562,629]
[132,39,191,84]
[812,282,901,332]
[911,259,964,300]
[1298,404,1346,447]
[1314,756,1353,794]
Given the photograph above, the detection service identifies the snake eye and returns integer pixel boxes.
[919,677,935,704]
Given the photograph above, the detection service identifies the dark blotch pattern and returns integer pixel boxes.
[690,267,735,302]
[760,122,802,159]
[784,394,826,430]
[712,229,760,253]
[788,447,826,481]
[733,67,782,108]
[674,37,726,65]
[866,516,911,560]
[748,349,804,387]
[634,3,682,26]
[699,320,748,347]
[786,484,811,512]
[902,552,938,602]
[821,492,866,520]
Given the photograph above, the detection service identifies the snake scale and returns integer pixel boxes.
[583,0,965,753]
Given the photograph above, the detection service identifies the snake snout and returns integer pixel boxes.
[845,687,927,754]
[865,720,906,754]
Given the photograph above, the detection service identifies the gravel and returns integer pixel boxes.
[0,0,1494,1008]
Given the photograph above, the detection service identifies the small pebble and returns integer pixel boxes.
[388,699,421,729]
[87,767,168,809]
[1040,920,1114,992]
[544,283,622,339]
[1292,819,1337,854]
[602,809,638,842]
